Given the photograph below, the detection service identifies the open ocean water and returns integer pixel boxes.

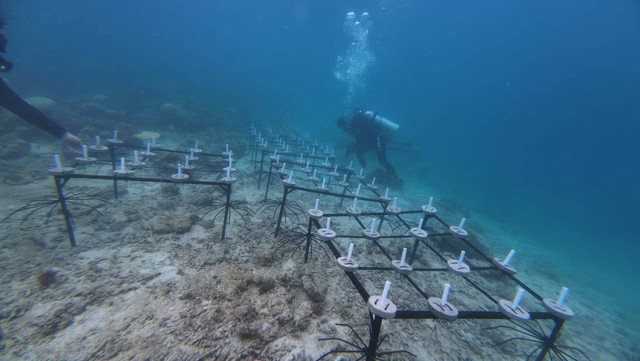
[1,0,638,360]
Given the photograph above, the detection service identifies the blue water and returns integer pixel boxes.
[4,0,640,351]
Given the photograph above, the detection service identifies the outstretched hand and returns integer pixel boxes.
[61,132,83,154]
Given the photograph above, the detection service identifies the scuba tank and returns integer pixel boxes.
[364,111,399,138]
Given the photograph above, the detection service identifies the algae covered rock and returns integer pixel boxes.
[25,96,56,112]
[37,270,57,290]
[78,102,107,117]
[133,131,161,142]
[150,214,193,234]
[159,102,186,120]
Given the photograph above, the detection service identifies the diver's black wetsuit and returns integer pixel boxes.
[345,111,398,180]
[0,79,67,138]
[0,25,68,139]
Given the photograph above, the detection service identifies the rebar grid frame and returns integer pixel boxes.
[248,128,577,360]
[307,208,565,361]
[46,142,236,247]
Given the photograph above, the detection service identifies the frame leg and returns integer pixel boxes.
[338,186,348,207]
[257,150,266,189]
[377,216,385,232]
[408,238,420,264]
[53,176,77,247]
[535,319,564,361]
[303,217,313,263]
[366,313,383,361]
[274,186,289,237]
[264,161,273,201]
[250,136,256,169]
[220,184,231,241]
[108,144,119,199]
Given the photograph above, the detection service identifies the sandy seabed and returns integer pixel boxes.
[0,137,637,361]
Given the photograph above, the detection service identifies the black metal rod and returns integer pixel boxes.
[79,159,228,174]
[304,217,313,263]
[57,173,229,186]
[366,313,383,361]
[257,151,266,189]
[249,136,256,169]
[323,211,391,217]
[274,186,290,237]
[334,234,409,239]
[535,319,564,361]
[256,147,339,163]
[343,266,494,272]
[377,203,387,232]
[372,239,393,260]
[396,210,425,215]
[287,184,384,204]
[254,140,260,169]
[264,161,273,201]
[353,216,367,230]
[394,213,413,229]
[119,143,224,158]
[408,238,420,264]
[108,144,119,199]
[421,215,431,229]
[411,267,448,271]
[220,184,231,241]
[434,215,546,301]
[394,310,557,320]
[53,176,77,247]
[53,173,230,245]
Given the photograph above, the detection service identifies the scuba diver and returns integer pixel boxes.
[0,17,82,152]
[337,109,402,184]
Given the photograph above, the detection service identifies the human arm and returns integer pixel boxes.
[344,141,368,169]
[0,79,81,152]
[60,133,82,153]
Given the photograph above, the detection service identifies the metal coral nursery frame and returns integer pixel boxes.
[248,128,579,361]
[48,142,235,246]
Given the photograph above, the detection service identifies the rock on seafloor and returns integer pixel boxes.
[150,214,193,234]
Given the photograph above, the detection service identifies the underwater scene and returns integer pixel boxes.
[0,0,638,360]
